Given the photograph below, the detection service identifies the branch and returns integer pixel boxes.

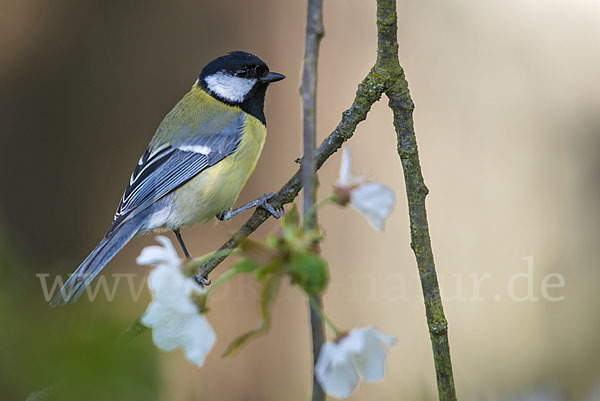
[376,0,458,399]
[301,0,324,223]
[197,66,383,279]
[196,1,457,399]
[300,0,325,400]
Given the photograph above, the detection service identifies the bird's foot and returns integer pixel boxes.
[216,192,284,221]
[256,192,284,219]
[194,274,211,287]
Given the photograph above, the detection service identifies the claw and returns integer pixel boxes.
[260,202,281,219]
[259,193,283,219]
[218,192,283,221]
[194,274,211,287]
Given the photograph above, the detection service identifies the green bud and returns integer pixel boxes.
[288,252,329,295]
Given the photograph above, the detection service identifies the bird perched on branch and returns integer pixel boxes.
[51,51,285,306]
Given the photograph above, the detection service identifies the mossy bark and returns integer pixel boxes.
[378,0,457,398]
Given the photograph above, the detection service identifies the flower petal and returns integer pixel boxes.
[351,327,396,381]
[337,148,367,187]
[149,270,200,314]
[315,342,360,398]
[338,148,352,185]
[372,328,396,347]
[142,292,216,366]
[144,306,186,351]
[180,314,216,366]
[351,183,395,231]
[139,236,216,366]
[136,235,180,267]
[140,300,170,328]
[337,328,368,356]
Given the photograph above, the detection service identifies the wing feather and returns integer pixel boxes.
[108,113,245,233]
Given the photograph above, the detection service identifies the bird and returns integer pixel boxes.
[51,51,285,306]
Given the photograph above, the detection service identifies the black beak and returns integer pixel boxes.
[261,71,286,84]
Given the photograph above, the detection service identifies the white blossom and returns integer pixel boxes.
[315,326,396,399]
[138,236,216,367]
[335,148,395,231]
[337,147,367,188]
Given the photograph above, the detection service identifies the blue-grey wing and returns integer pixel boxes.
[108,114,244,234]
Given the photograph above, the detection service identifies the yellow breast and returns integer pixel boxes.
[170,114,266,226]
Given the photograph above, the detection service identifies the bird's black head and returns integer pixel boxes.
[198,51,285,124]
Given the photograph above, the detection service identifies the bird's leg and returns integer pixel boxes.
[173,229,212,286]
[173,229,192,260]
[216,192,283,221]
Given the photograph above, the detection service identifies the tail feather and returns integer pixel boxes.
[50,215,146,307]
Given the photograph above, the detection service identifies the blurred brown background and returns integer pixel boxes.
[2,0,600,400]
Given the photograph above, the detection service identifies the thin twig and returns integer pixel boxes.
[301,0,323,223]
[300,0,325,400]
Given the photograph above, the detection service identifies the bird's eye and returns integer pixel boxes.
[235,69,248,78]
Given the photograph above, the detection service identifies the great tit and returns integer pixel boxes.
[51,51,285,306]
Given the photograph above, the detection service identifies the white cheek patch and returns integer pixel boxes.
[177,144,212,155]
[204,72,257,103]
